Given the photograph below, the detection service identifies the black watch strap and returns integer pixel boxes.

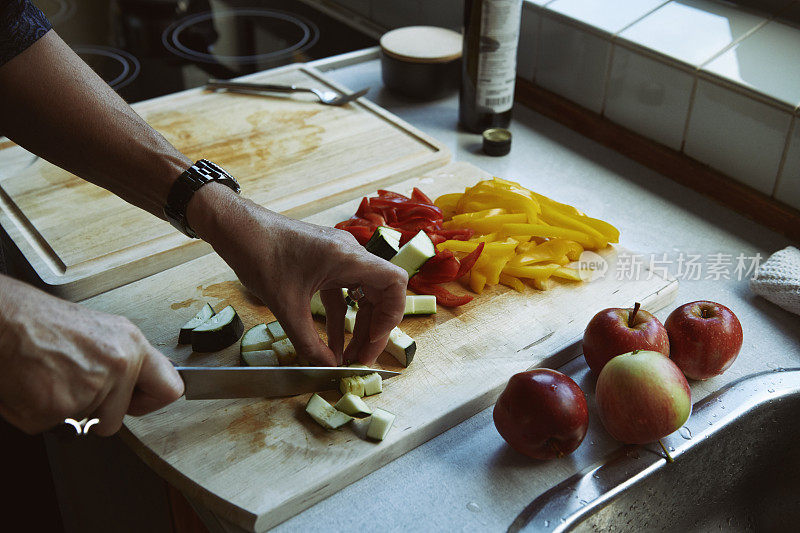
[164,159,241,238]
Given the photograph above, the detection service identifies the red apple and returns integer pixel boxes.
[582,302,669,375]
[596,350,691,444]
[665,301,743,380]
[493,369,588,460]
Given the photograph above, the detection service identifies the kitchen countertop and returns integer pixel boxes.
[260,52,800,532]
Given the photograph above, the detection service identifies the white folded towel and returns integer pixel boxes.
[750,246,800,316]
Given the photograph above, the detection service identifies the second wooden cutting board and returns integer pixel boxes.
[0,64,447,301]
[81,161,677,532]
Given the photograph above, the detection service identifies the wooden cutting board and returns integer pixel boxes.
[81,161,678,532]
[0,65,448,301]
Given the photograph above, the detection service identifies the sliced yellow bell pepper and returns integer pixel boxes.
[530,277,554,291]
[502,264,560,280]
[444,213,527,234]
[450,208,507,223]
[438,239,517,254]
[582,216,620,243]
[509,239,584,266]
[539,205,607,249]
[501,223,598,249]
[552,266,583,281]
[499,273,525,292]
[469,232,498,242]
[458,180,541,223]
[434,193,462,221]
[469,270,487,294]
[433,176,618,295]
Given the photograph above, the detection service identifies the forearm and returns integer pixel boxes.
[0,30,190,218]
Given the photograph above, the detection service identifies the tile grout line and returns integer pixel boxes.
[612,0,673,37]
[771,115,796,199]
[697,16,773,72]
[679,75,700,154]
[598,40,616,117]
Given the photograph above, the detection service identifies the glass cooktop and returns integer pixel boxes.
[38,0,376,103]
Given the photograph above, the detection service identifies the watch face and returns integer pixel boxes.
[165,160,240,238]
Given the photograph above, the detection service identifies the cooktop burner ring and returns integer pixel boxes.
[162,8,320,65]
[72,46,141,90]
[38,0,76,26]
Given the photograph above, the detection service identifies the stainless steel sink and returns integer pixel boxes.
[509,368,800,532]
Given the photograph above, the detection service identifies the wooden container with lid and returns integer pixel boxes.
[379,26,462,100]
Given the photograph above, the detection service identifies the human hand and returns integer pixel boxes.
[189,185,408,366]
[0,276,184,435]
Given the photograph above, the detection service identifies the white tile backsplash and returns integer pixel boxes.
[775,117,800,209]
[604,45,694,150]
[684,79,792,194]
[536,14,611,112]
[702,19,800,109]
[618,0,768,67]
[546,0,668,34]
[517,5,539,81]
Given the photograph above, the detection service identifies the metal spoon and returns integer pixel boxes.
[206,79,369,106]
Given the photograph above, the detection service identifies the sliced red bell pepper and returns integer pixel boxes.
[363,212,386,227]
[377,190,410,201]
[355,197,372,218]
[415,250,460,284]
[411,187,434,205]
[456,242,484,278]
[428,233,446,247]
[335,216,371,230]
[341,225,375,245]
[397,229,421,246]
[408,277,474,307]
[429,228,474,241]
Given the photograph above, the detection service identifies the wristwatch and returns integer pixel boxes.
[164,159,241,238]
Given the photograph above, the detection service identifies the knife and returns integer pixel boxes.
[175,366,400,400]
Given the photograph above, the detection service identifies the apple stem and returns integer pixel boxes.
[628,302,641,328]
[659,439,674,463]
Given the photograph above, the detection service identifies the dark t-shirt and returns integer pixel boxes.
[0,0,51,67]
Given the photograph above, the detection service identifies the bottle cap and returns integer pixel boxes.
[482,128,512,156]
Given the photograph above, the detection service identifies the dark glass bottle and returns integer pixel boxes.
[459,0,523,133]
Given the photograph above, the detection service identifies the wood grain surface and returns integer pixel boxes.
[0,65,448,301]
[81,162,678,532]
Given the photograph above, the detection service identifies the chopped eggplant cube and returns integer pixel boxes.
[366,408,396,441]
[271,338,297,366]
[405,295,437,315]
[190,306,244,352]
[266,321,287,342]
[365,226,402,261]
[340,375,366,397]
[306,394,353,430]
[241,323,274,353]
[362,373,383,396]
[385,327,416,367]
[344,308,357,333]
[310,292,326,317]
[240,349,279,367]
[334,393,373,418]
[390,230,435,276]
[178,303,215,344]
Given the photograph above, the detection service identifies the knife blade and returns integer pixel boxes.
[175,366,400,400]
